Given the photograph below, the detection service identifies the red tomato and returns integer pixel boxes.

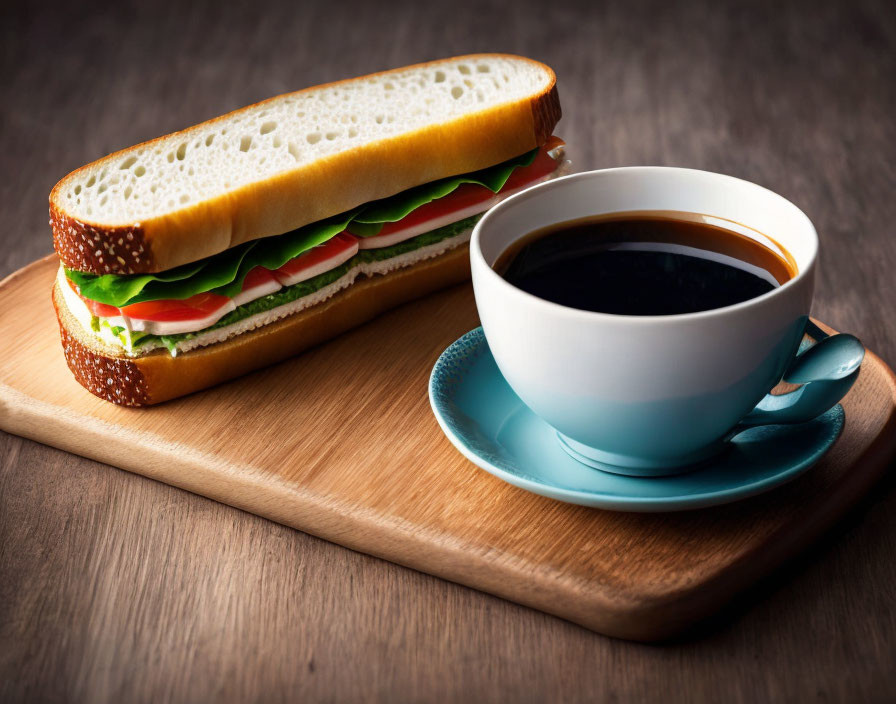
[276,232,359,277]
[375,141,563,237]
[121,291,231,322]
[499,143,564,193]
[376,183,494,236]
[68,277,121,318]
[241,266,279,290]
[82,297,121,319]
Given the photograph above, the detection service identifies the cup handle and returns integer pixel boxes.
[732,320,864,433]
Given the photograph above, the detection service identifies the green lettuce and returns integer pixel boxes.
[347,148,536,234]
[68,212,356,305]
[148,217,477,351]
[65,148,536,307]
[354,215,479,263]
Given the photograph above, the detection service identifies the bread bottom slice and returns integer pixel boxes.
[52,244,470,406]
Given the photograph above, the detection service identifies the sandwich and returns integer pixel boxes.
[50,54,564,405]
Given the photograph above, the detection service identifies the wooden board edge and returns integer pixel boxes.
[3,280,896,641]
[0,253,56,289]
[4,346,896,642]
[0,382,636,628]
[611,344,896,641]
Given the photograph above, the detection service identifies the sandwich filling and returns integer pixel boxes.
[60,139,567,357]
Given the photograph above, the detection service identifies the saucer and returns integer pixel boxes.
[429,328,844,512]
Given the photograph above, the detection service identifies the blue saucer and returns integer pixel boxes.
[429,328,844,512]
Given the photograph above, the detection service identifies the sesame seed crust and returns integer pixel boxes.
[52,285,151,405]
[50,202,152,275]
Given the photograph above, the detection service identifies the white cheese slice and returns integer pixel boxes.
[127,299,236,336]
[272,237,360,287]
[232,275,282,307]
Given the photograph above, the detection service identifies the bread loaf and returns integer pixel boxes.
[50,54,560,275]
[50,54,563,405]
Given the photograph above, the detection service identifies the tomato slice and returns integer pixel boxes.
[275,232,359,277]
[68,277,121,318]
[499,143,564,193]
[231,266,283,307]
[359,141,564,249]
[373,183,493,237]
[374,144,562,237]
[121,291,232,322]
[241,266,279,291]
[274,232,359,286]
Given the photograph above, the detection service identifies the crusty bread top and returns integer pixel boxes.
[50,54,560,275]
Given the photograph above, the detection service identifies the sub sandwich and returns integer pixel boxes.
[50,54,564,405]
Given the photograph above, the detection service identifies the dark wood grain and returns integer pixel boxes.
[1,0,895,701]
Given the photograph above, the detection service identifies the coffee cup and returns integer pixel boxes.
[470,167,863,476]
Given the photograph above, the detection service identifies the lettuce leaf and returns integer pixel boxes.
[209,212,356,299]
[69,212,356,305]
[152,216,478,350]
[69,259,208,305]
[347,147,537,234]
[66,148,537,307]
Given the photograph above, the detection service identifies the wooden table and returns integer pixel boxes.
[2,0,894,701]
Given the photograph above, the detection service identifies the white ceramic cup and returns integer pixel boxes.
[471,167,824,475]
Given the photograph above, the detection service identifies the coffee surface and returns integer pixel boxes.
[494,212,796,316]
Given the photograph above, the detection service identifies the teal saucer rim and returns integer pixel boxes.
[428,327,843,511]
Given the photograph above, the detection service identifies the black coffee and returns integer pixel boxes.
[494,212,796,316]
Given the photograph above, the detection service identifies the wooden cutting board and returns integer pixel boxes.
[2,256,895,641]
